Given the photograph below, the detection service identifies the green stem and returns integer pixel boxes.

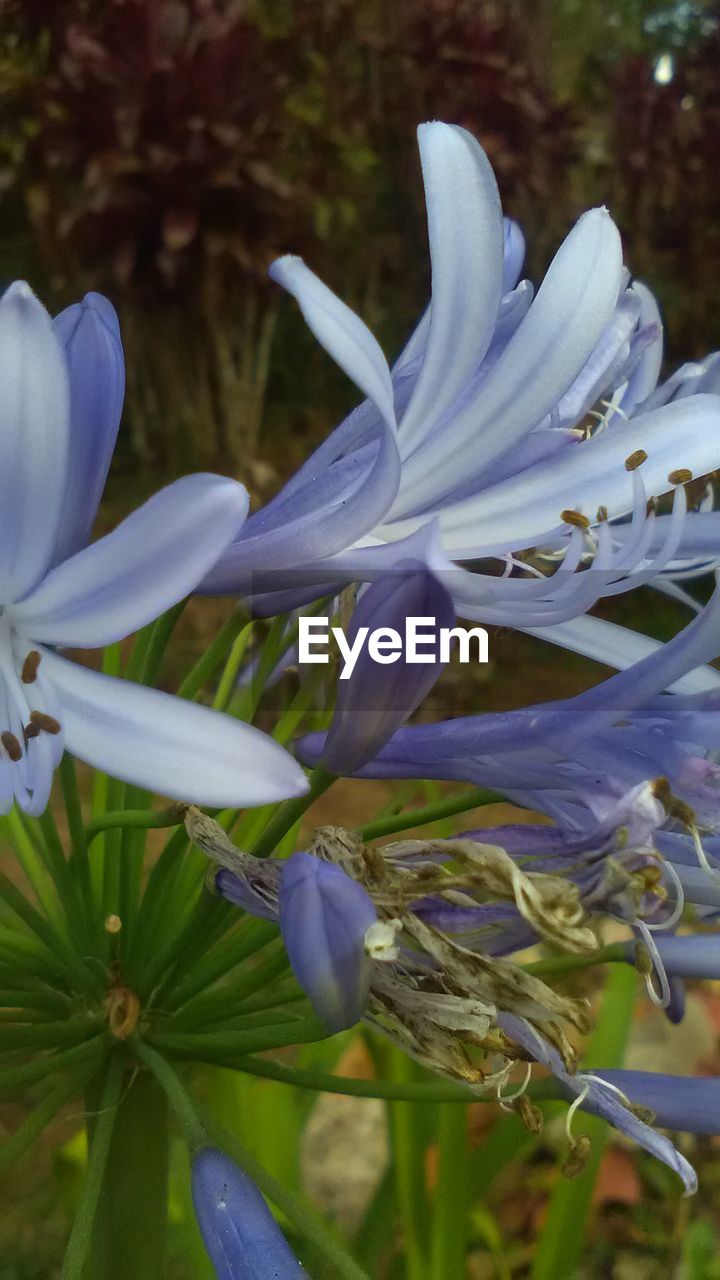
[530,964,638,1280]
[523,941,631,978]
[430,1104,468,1280]
[0,1033,109,1098]
[149,1015,330,1059]
[177,609,249,701]
[226,1054,481,1102]
[134,1042,207,1149]
[0,1065,94,1176]
[212,622,254,711]
[249,764,335,859]
[358,787,505,842]
[89,1061,170,1280]
[389,1051,429,1280]
[85,806,183,846]
[61,1052,125,1280]
[60,755,100,951]
[169,940,290,1030]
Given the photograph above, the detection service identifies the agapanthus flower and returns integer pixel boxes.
[0,282,307,812]
[184,808,699,1192]
[201,121,720,658]
[191,1146,304,1278]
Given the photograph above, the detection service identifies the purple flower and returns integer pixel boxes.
[0,282,307,812]
[191,1147,304,1279]
[279,852,378,1032]
[202,121,720,652]
[321,550,454,774]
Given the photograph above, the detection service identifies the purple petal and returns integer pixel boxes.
[52,292,125,562]
[191,1147,304,1279]
[279,852,377,1032]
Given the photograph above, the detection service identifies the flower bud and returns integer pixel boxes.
[279,851,377,1032]
[191,1147,304,1278]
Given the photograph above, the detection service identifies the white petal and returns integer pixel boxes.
[523,614,720,694]
[413,394,720,554]
[0,283,70,600]
[269,256,396,429]
[390,207,624,518]
[397,123,504,452]
[13,475,249,648]
[41,649,309,807]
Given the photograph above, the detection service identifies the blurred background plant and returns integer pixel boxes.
[3,0,717,483]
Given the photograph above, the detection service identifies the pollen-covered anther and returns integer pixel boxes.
[29,711,62,735]
[21,650,42,684]
[560,509,590,530]
[562,1133,592,1178]
[634,939,653,976]
[625,448,648,471]
[596,505,609,522]
[668,468,693,485]
[513,1093,544,1135]
[22,723,40,744]
[1,732,23,762]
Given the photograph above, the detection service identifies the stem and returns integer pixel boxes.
[61,1052,125,1280]
[177,609,249,701]
[523,941,630,978]
[531,964,638,1280]
[0,1066,94,1176]
[226,1054,480,1102]
[85,807,183,846]
[249,764,335,859]
[89,1062,170,1280]
[430,1104,468,1280]
[358,787,505,842]
[60,754,100,950]
[389,1051,429,1280]
[149,1014,330,1059]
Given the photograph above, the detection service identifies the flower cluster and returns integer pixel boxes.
[5,118,720,1277]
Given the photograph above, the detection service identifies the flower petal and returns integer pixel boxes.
[279,851,376,1032]
[13,475,249,648]
[269,255,396,429]
[419,394,720,554]
[390,207,624,518]
[40,648,308,807]
[52,293,125,563]
[0,283,70,600]
[191,1147,304,1279]
[398,123,504,452]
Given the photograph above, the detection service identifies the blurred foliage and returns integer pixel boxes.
[0,0,718,476]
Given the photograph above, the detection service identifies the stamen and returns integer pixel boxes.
[596,505,609,522]
[689,823,720,880]
[497,1061,532,1108]
[513,1093,544,1134]
[625,449,648,471]
[560,510,590,530]
[21,651,41,684]
[562,1134,592,1178]
[642,859,685,931]
[565,1082,590,1144]
[29,711,61,735]
[23,723,40,744]
[668,468,693,485]
[1,731,22,762]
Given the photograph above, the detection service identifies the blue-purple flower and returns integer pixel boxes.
[191,1147,304,1278]
[202,121,720,654]
[0,282,307,812]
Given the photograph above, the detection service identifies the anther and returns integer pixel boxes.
[646,496,657,516]
[668,468,693,485]
[104,914,122,935]
[29,711,61,735]
[625,449,648,471]
[634,940,653,976]
[596,505,608,522]
[560,509,590,530]
[21,650,42,684]
[23,723,40,744]
[562,1134,592,1178]
[513,1093,544,1134]
[1,732,22,762]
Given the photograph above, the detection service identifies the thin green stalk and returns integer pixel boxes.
[234,612,291,721]
[161,917,278,1011]
[2,811,61,925]
[227,1055,480,1102]
[169,940,290,1030]
[0,1015,103,1051]
[85,806,182,846]
[60,754,101,951]
[177,609,249,701]
[150,1015,330,1059]
[0,870,92,983]
[137,1044,371,1279]
[249,764,335,859]
[61,1052,125,1280]
[140,599,188,687]
[358,787,505,842]
[125,828,192,979]
[389,1050,429,1280]
[430,1103,468,1280]
[0,1033,109,1098]
[524,941,630,979]
[92,644,122,825]
[530,964,638,1280]
[212,622,254,710]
